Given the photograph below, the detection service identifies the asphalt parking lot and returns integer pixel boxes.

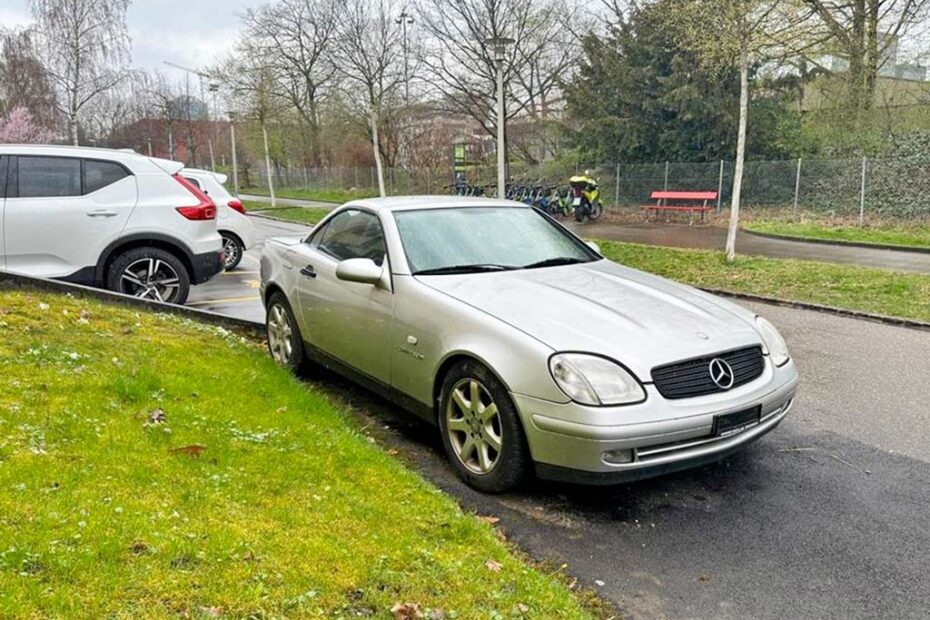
[185,215,313,323]
[186,214,930,618]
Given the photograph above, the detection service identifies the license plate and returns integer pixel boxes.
[712,406,761,437]
[572,197,582,206]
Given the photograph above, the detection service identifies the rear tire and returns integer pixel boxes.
[106,247,191,305]
[265,292,310,376]
[438,360,531,493]
[221,232,244,270]
[590,200,604,221]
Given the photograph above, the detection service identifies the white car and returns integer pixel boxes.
[181,169,254,270]
[0,145,223,304]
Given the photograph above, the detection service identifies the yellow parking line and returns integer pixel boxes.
[187,296,260,306]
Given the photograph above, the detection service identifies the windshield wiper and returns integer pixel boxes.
[522,257,590,270]
[413,264,516,276]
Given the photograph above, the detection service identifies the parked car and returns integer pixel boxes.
[260,197,799,492]
[0,145,224,304]
[181,169,254,270]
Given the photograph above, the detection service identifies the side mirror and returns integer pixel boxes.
[335,258,383,285]
[585,241,601,254]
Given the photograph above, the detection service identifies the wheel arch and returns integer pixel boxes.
[432,351,515,419]
[96,234,195,285]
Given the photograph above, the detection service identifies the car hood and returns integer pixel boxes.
[419,259,763,379]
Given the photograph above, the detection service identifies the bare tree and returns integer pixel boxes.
[801,0,930,116]
[242,0,339,166]
[223,45,289,206]
[669,0,815,260]
[417,0,581,159]
[0,27,58,131]
[30,0,131,145]
[335,0,406,197]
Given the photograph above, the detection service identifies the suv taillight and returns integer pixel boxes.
[173,174,217,220]
[228,199,246,214]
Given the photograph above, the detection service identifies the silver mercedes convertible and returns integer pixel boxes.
[260,197,798,492]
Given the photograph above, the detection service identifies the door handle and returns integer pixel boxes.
[87,209,118,218]
[300,264,317,279]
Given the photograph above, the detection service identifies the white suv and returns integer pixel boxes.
[181,168,255,270]
[0,145,223,304]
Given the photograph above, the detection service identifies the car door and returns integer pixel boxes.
[295,208,393,385]
[3,156,137,279]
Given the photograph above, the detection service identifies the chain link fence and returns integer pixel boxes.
[252,156,930,222]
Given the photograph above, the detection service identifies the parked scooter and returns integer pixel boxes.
[568,171,604,222]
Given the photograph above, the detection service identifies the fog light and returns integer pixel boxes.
[602,449,634,464]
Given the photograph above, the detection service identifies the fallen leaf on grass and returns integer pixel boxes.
[477,515,500,525]
[485,559,503,572]
[129,540,149,555]
[170,445,207,457]
[198,606,224,617]
[390,602,423,619]
[147,408,166,424]
[387,449,399,456]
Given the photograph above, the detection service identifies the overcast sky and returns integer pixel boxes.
[0,0,259,81]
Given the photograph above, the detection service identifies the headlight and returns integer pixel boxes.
[549,353,646,406]
[756,316,790,367]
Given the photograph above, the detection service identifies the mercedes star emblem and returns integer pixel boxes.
[709,358,735,389]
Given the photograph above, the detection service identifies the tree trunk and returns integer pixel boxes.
[70,116,79,146]
[262,121,277,208]
[371,107,386,197]
[726,42,750,262]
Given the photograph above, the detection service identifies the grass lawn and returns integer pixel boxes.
[598,240,930,322]
[742,220,930,250]
[243,200,332,226]
[245,187,379,204]
[0,289,595,619]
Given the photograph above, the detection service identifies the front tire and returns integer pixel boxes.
[265,292,309,375]
[221,232,245,270]
[438,360,531,493]
[107,247,191,305]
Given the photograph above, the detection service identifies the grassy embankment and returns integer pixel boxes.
[0,289,597,619]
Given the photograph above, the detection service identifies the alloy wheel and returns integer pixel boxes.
[446,378,503,475]
[222,236,241,269]
[119,258,181,302]
[267,303,293,365]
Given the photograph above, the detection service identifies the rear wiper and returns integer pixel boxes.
[413,264,516,276]
[522,257,589,270]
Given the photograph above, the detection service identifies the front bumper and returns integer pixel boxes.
[190,249,225,284]
[513,358,798,485]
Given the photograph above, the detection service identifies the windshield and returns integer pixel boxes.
[393,206,598,275]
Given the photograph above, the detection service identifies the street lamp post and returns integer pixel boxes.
[227,111,239,196]
[485,37,513,199]
[395,10,415,105]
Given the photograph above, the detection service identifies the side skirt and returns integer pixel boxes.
[304,342,437,426]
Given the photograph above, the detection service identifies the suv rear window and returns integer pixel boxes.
[18,156,81,198]
[85,159,130,193]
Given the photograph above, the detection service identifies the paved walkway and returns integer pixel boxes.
[566,221,930,274]
[241,194,930,274]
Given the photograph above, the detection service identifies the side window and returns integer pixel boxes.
[85,160,130,194]
[0,156,7,198]
[17,156,81,198]
[315,210,387,265]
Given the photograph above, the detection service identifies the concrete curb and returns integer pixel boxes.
[240,193,340,207]
[702,286,930,332]
[0,271,265,335]
[742,228,930,255]
[247,211,319,226]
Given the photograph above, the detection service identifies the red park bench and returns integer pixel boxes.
[641,190,718,224]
